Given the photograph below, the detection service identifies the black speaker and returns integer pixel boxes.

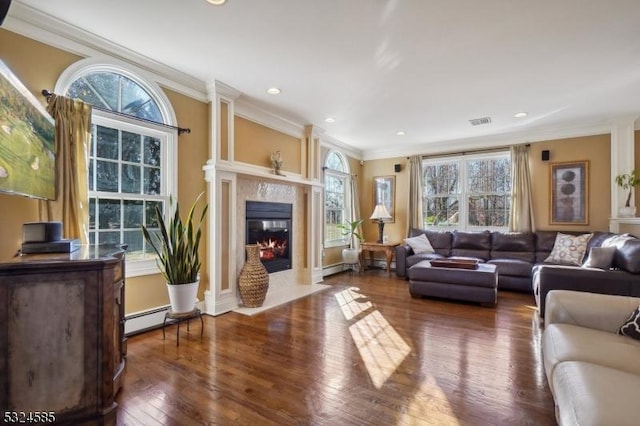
[0,0,12,26]
[394,164,401,173]
[541,150,550,161]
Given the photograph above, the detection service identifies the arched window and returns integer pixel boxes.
[56,59,177,276]
[324,150,351,246]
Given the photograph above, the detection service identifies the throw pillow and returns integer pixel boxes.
[544,233,593,266]
[404,233,435,254]
[618,305,640,341]
[582,246,616,270]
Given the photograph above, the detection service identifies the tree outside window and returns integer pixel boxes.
[422,153,511,230]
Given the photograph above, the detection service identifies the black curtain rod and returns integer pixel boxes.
[42,90,191,135]
[407,143,530,160]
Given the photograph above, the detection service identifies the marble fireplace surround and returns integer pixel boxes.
[233,176,329,315]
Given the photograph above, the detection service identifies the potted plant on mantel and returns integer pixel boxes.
[615,170,640,217]
[142,192,208,314]
[336,219,364,265]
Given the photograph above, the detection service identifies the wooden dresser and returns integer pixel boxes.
[0,245,126,425]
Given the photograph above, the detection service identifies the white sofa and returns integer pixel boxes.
[542,290,640,426]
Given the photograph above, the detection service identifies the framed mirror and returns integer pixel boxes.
[373,175,395,223]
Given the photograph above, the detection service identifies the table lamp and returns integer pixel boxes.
[370,204,392,243]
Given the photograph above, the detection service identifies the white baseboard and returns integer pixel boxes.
[124,300,205,335]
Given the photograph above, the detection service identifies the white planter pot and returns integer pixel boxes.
[619,206,636,218]
[342,248,360,265]
[166,281,199,313]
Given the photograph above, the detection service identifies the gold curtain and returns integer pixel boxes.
[508,144,535,232]
[349,174,362,250]
[407,155,424,235]
[39,94,92,244]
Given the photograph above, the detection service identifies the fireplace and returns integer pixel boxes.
[246,201,292,273]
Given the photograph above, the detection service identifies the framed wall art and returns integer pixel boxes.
[372,175,395,223]
[549,161,589,225]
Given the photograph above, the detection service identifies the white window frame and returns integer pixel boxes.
[55,58,178,277]
[422,151,511,231]
[324,150,352,248]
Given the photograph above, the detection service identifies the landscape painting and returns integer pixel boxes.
[0,60,56,200]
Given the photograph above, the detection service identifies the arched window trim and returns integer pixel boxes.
[55,58,178,278]
[324,150,352,248]
[54,57,178,127]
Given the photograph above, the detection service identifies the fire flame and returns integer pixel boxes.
[258,238,287,260]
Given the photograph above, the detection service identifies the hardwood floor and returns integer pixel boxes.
[116,270,556,425]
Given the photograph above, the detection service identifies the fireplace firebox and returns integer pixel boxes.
[246,201,292,273]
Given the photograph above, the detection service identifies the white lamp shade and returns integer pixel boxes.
[370,204,392,220]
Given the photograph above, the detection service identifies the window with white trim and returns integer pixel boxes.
[422,152,511,230]
[324,150,351,247]
[57,60,177,276]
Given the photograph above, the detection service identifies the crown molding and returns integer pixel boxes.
[319,134,363,161]
[234,97,305,139]
[4,1,208,102]
[362,120,615,160]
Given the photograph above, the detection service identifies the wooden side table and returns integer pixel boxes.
[360,242,399,276]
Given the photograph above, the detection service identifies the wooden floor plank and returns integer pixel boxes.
[116,270,556,425]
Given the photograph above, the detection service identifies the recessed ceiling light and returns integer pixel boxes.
[514,112,528,118]
[266,87,281,95]
[325,117,336,123]
[396,131,406,136]
[206,0,227,5]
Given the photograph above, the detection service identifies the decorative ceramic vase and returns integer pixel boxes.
[342,247,360,265]
[167,281,199,313]
[238,244,270,307]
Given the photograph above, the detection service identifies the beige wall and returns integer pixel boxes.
[361,157,407,245]
[357,134,612,253]
[635,130,640,205]
[126,88,209,314]
[0,30,81,261]
[234,116,302,173]
[529,134,611,231]
[0,29,210,315]
[321,148,364,267]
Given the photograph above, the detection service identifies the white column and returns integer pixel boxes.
[202,81,241,315]
[610,117,637,220]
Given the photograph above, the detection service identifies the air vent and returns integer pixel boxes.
[469,117,492,126]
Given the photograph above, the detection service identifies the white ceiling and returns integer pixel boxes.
[8,0,640,159]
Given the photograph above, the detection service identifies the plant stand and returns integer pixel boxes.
[162,308,203,346]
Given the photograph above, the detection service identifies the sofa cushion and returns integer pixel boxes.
[490,232,535,262]
[582,246,616,270]
[544,233,592,266]
[487,258,533,277]
[408,228,452,256]
[451,230,491,261]
[403,233,434,254]
[543,323,640,381]
[552,361,640,426]
[602,233,640,273]
[618,305,640,341]
[535,230,560,263]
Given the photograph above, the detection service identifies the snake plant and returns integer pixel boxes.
[142,192,208,285]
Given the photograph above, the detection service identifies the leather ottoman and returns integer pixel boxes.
[408,260,498,306]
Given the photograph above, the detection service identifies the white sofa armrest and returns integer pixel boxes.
[544,290,640,333]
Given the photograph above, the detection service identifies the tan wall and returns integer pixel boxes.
[234,116,302,173]
[635,130,640,205]
[529,134,611,231]
[0,30,81,261]
[320,148,364,267]
[127,88,209,314]
[361,157,407,247]
[0,30,209,315]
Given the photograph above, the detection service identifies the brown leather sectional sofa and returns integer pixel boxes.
[396,228,640,315]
